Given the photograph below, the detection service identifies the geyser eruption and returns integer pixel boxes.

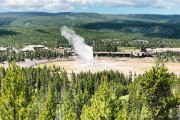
[61,26,93,64]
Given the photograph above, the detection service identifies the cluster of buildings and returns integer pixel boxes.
[0,45,75,57]
[20,45,76,56]
[54,47,76,56]
[0,45,48,53]
[94,46,157,57]
[128,40,149,44]
[1,43,180,58]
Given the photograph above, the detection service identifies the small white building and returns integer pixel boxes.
[56,47,75,55]
[133,40,149,44]
[21,45,48,52]
[0,47,7,52]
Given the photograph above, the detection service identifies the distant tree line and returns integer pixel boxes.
[157,51,180,62]
[0,50,63,62]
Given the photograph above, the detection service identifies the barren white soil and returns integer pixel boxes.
[37,57,180,76]
[1,57,179,76]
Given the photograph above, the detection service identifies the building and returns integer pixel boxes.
[141,46,157,57]
[133,40,149,44]
[94,46,157,58]
[94,52,133,57]
[0,47,7,52]
[129,40,149,44]
[21,45,48,52]
[55,47,76,56]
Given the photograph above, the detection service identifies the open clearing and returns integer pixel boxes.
[37,57,180,76]
[1,57,179,76]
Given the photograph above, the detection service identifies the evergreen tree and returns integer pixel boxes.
[81,76,126,120]
[140,63,179,119]
[0,62,29,119]
[38,81,57,120]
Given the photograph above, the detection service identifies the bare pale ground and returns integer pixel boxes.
[37,57,180,76]
[0,57,179,76]
[0,59,49,68]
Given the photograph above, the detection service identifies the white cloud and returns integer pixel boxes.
[0,0,73,12]
[106,0,151,8]
[173,0,180,4]
[67,0,103,4]
[0,0,179,12]
[152,0,173,9]
[68,0,175,9]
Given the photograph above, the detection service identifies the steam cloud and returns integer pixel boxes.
[61,26,93,64]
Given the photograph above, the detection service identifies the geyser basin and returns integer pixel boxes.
[37,57,180,76]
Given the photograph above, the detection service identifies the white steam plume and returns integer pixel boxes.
[61,26,93,64]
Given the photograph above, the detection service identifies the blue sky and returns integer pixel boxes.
[0,0,180,14]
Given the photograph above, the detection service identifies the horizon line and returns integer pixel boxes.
[0,11,180,16]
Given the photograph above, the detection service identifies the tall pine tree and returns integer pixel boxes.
[0,62,29,119]
[140,63,179,119]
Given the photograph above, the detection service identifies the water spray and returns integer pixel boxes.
[61,26,93,64]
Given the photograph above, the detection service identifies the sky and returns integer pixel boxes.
[0,0,180,14]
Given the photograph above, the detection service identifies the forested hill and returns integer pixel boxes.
[1,12,180,26]
[0,12,180,48]
[0,12,110,26]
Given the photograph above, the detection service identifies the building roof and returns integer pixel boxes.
[133,40,149,43]
[0,47,7,51]
[21,45,45,51]
[146,48,153,52]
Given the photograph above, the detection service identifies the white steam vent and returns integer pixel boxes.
[61,26,93,64]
